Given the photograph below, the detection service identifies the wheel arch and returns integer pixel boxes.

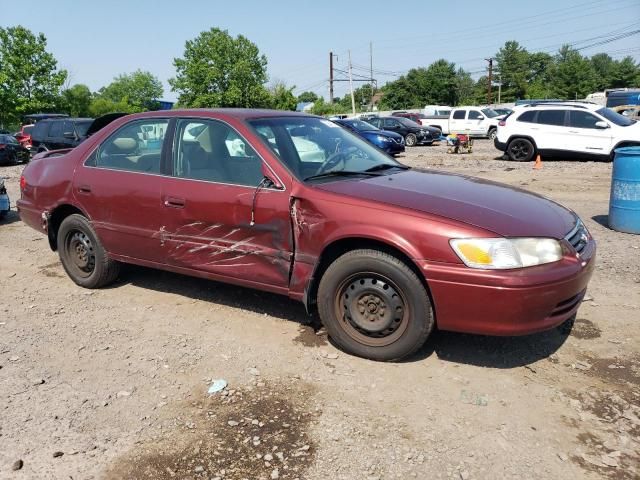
[47,204,89,251]
[304,236,435,320]
[506,134,538,149]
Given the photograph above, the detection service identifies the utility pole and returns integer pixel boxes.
[485,57,493,105]
[348,50,356,116]
[369,42,374,112]
[497,74,502,104]
[329,51,334,104]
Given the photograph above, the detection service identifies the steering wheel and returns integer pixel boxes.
[315,146,360,175]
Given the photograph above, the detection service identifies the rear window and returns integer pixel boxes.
[537,110,566,126]
[517,111,537,123]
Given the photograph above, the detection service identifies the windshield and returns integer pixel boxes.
[396,117,420,128]
[345,119,379,131]
[0,135,18,144]
[75,120,93,137]
[598,107,636,127]
[248,117,403,182]
[481,108,500,118]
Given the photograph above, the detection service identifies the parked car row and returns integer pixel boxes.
[494,101,640,162]
[0,134,31,165]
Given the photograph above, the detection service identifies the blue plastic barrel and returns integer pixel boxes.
[609,146,640,234]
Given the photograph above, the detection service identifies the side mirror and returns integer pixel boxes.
[476,115,485,120]
[595,121,609,129]
[261,164,283,189]
[63,131,76,139]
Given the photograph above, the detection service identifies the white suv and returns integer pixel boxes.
[494,102,640,161]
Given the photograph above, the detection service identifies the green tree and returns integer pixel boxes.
[591,53,616,91]
[269,81,297,110]
[297,91,319,103]
[170,28,270,108]
[454,68,475,105]
[61,84,92,117]
[495,41,530,101]
[100,70,163,111]
[309,97,348,116]
[88,97,137,117]
[548,45,597,99]
[0,25,67,127]
[610,56,640,88]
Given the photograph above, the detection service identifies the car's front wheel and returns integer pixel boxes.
[317,249,434,361]
[507,138,535,162]
[57,214,120,288]
[405,133,417,147]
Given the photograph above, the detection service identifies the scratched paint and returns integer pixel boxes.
[612,181,640,202]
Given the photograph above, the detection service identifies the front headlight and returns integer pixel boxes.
[376,135,392,143]
[449,238,563,269]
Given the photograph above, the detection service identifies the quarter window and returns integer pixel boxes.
[568,111,601,129]
[452,110,466,120]
[517,111,536,123]
[537,110,566,126]
[91,119,168,173]
[173,119,263,187]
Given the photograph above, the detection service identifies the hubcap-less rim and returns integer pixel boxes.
[335,273,410,347]
[66,230,95,277]
[510,140,530,160]
[406,135,416,146]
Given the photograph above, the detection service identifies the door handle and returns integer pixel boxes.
[164,196,185,208]
[78,184,92,194]
[568,130,579,134]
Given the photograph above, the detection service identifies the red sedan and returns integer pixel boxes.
[17,109,595,361]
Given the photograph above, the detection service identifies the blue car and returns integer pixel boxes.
[334,119,405,155]
[0,179,9,219]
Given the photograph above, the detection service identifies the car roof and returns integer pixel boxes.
[129,108,315,121]
[40,117,94,123]
[513,101,600,112]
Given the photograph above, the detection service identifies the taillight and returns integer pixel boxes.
[20,175,26,191]
[0,144,5,150]
[498,120,506,127]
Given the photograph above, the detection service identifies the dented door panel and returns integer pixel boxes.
[160,178,293,288]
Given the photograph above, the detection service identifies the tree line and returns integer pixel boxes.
[2,25,639,129]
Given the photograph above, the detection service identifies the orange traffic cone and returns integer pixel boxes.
[533,154,542,170]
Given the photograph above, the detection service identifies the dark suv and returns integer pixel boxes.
[31,118,94,153]
[367,116,439,146]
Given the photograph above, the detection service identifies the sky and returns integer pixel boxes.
[2,0,639,102]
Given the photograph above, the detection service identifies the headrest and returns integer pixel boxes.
[107,137,137,154]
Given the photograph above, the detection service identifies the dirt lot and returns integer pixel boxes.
[1,140,639,480]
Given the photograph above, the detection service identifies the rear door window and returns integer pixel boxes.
[49,121,64,138]
[517,111,537,123]
[90,119,168,174]
[452,110,466,120]
[536,110,566,126]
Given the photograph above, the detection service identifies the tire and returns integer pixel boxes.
[405,133,417,147]
[57,214,120,288]
[317,249,434,361]
[507,138,535,162]
[488,128,497,140]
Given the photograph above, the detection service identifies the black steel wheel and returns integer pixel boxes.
[507,138,535,162]
[57,214,120,288]
[318,249,434,361]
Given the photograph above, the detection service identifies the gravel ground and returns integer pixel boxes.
[0,139,639,480]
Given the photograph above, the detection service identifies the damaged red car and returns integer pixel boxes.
[17,109,596,361]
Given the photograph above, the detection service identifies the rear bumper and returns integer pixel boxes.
[16,200,47,232]
[420,240,596,335]
[494,138,507,151]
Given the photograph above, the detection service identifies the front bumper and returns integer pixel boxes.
[383,142,405,155]
[494,137,507,151]
[420,239,596,336]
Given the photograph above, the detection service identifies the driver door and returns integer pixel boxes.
[160,118,293,288]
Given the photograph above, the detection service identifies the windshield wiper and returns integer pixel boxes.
[304,170,382,182]
[364,163,410,172]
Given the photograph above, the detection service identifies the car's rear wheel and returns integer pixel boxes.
[57,214,120,288]
[317,249,434,361]
[507,138,535,162]
[488,128,497,140]
[405,133,417,147]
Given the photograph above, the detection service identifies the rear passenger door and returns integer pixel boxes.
[449,109,467,134]
[160,118,293,288]
[533,109,568,151]
[73,118,170,263]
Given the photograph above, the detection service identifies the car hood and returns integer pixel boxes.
[316,169,577,238]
